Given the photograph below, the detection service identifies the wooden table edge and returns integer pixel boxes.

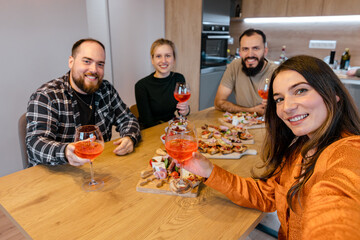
[0,204,32,239]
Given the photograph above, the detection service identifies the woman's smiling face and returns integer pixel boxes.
[273,70,328,139]
[151,44,175,78]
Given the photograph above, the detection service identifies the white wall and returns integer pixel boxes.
[108,0,165,106]
[86,0,113,83]
[0,0,165,177]
[0,0,89,176]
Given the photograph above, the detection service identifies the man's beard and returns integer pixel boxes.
[72,72,102,94]
[241,56,266,77]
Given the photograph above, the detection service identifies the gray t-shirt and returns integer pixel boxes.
[220,58,278,108]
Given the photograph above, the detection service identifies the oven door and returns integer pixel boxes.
[201,34,230,69]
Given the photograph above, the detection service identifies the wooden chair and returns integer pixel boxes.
[130,104,139,119]
[18,113,29,169]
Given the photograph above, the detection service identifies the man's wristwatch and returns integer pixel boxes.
[128,135,137,145]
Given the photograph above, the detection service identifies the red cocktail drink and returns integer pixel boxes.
[258,89,268,99]
[74,141,104,160]
[165,139,197,163]
[174,92,191,103]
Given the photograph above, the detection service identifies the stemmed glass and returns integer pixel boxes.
[174,82,191,122]
[257,78,269,120]
[257,78,269,100]
[165,121,197,194]
[74,125,104,191]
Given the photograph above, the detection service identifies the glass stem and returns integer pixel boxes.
[179,163,185,184]
[89,161,97,185]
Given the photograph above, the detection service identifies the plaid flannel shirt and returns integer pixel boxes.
[26,72,141,167]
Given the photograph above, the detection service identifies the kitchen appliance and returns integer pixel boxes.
[201,26,230,69]
[200,0,232,110]
[201,0,231,69]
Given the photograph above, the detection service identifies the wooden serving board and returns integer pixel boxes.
[201,149,257,159]
[197,128,255,144]
[136,169,201,198]
[218,118,265,129]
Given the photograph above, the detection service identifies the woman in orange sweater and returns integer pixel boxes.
[185,55,360,239]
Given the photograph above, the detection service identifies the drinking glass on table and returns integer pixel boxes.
[165,121,197,194]
[74,125,104,191]
[174,82,191,122]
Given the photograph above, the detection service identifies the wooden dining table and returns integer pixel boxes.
[0,107,267,240]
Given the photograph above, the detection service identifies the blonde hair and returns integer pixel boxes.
[150,38,176,59]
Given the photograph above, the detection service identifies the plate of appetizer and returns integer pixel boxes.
[219,112,265,129]
[197,124,256,158]
[136,148,203,197]
[198,124,254,144]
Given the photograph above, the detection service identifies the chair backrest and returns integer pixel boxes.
[18,113,29,169]
[129,104,139,119]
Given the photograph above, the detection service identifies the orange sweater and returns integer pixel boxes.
[205,136,360,239]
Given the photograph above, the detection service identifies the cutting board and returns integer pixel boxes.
[201,149,257,159]
[218,118,265,129]
[197,128,255,144]
[136,169,201,198]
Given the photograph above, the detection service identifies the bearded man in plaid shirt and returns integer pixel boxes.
[26,38,141,167]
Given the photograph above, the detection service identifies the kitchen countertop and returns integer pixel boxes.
[334,69,360,84]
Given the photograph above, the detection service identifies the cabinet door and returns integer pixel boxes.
[342,83,360,111]
[165,0,202,111]
[199,70,225,110]
[287,0,323,16]
[322,0,360,15]
[242,0,288,17]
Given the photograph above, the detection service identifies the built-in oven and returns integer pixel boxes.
[201,24,230,69]
[199,0,231,108]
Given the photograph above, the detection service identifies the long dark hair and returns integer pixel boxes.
[259,55,360,211]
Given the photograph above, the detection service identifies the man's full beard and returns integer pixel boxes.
[72,72,102,94]
[241,56,266,77]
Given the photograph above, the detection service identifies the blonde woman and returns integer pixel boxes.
[135,38,189,129]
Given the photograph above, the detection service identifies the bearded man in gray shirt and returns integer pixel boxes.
[214,29,277,115]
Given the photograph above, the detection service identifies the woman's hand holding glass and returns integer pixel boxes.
[176,101,189,116]
[174,82,191,121]
[181,152,214,179]
[165,121,197,194]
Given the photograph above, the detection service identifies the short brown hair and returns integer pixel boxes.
[71,38,105,57]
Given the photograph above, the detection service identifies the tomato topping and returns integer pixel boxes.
[149,159,157,167]
[170,171,179,178]
[187,175,195,181]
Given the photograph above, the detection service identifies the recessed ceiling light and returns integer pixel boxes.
[243,15,360,24]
